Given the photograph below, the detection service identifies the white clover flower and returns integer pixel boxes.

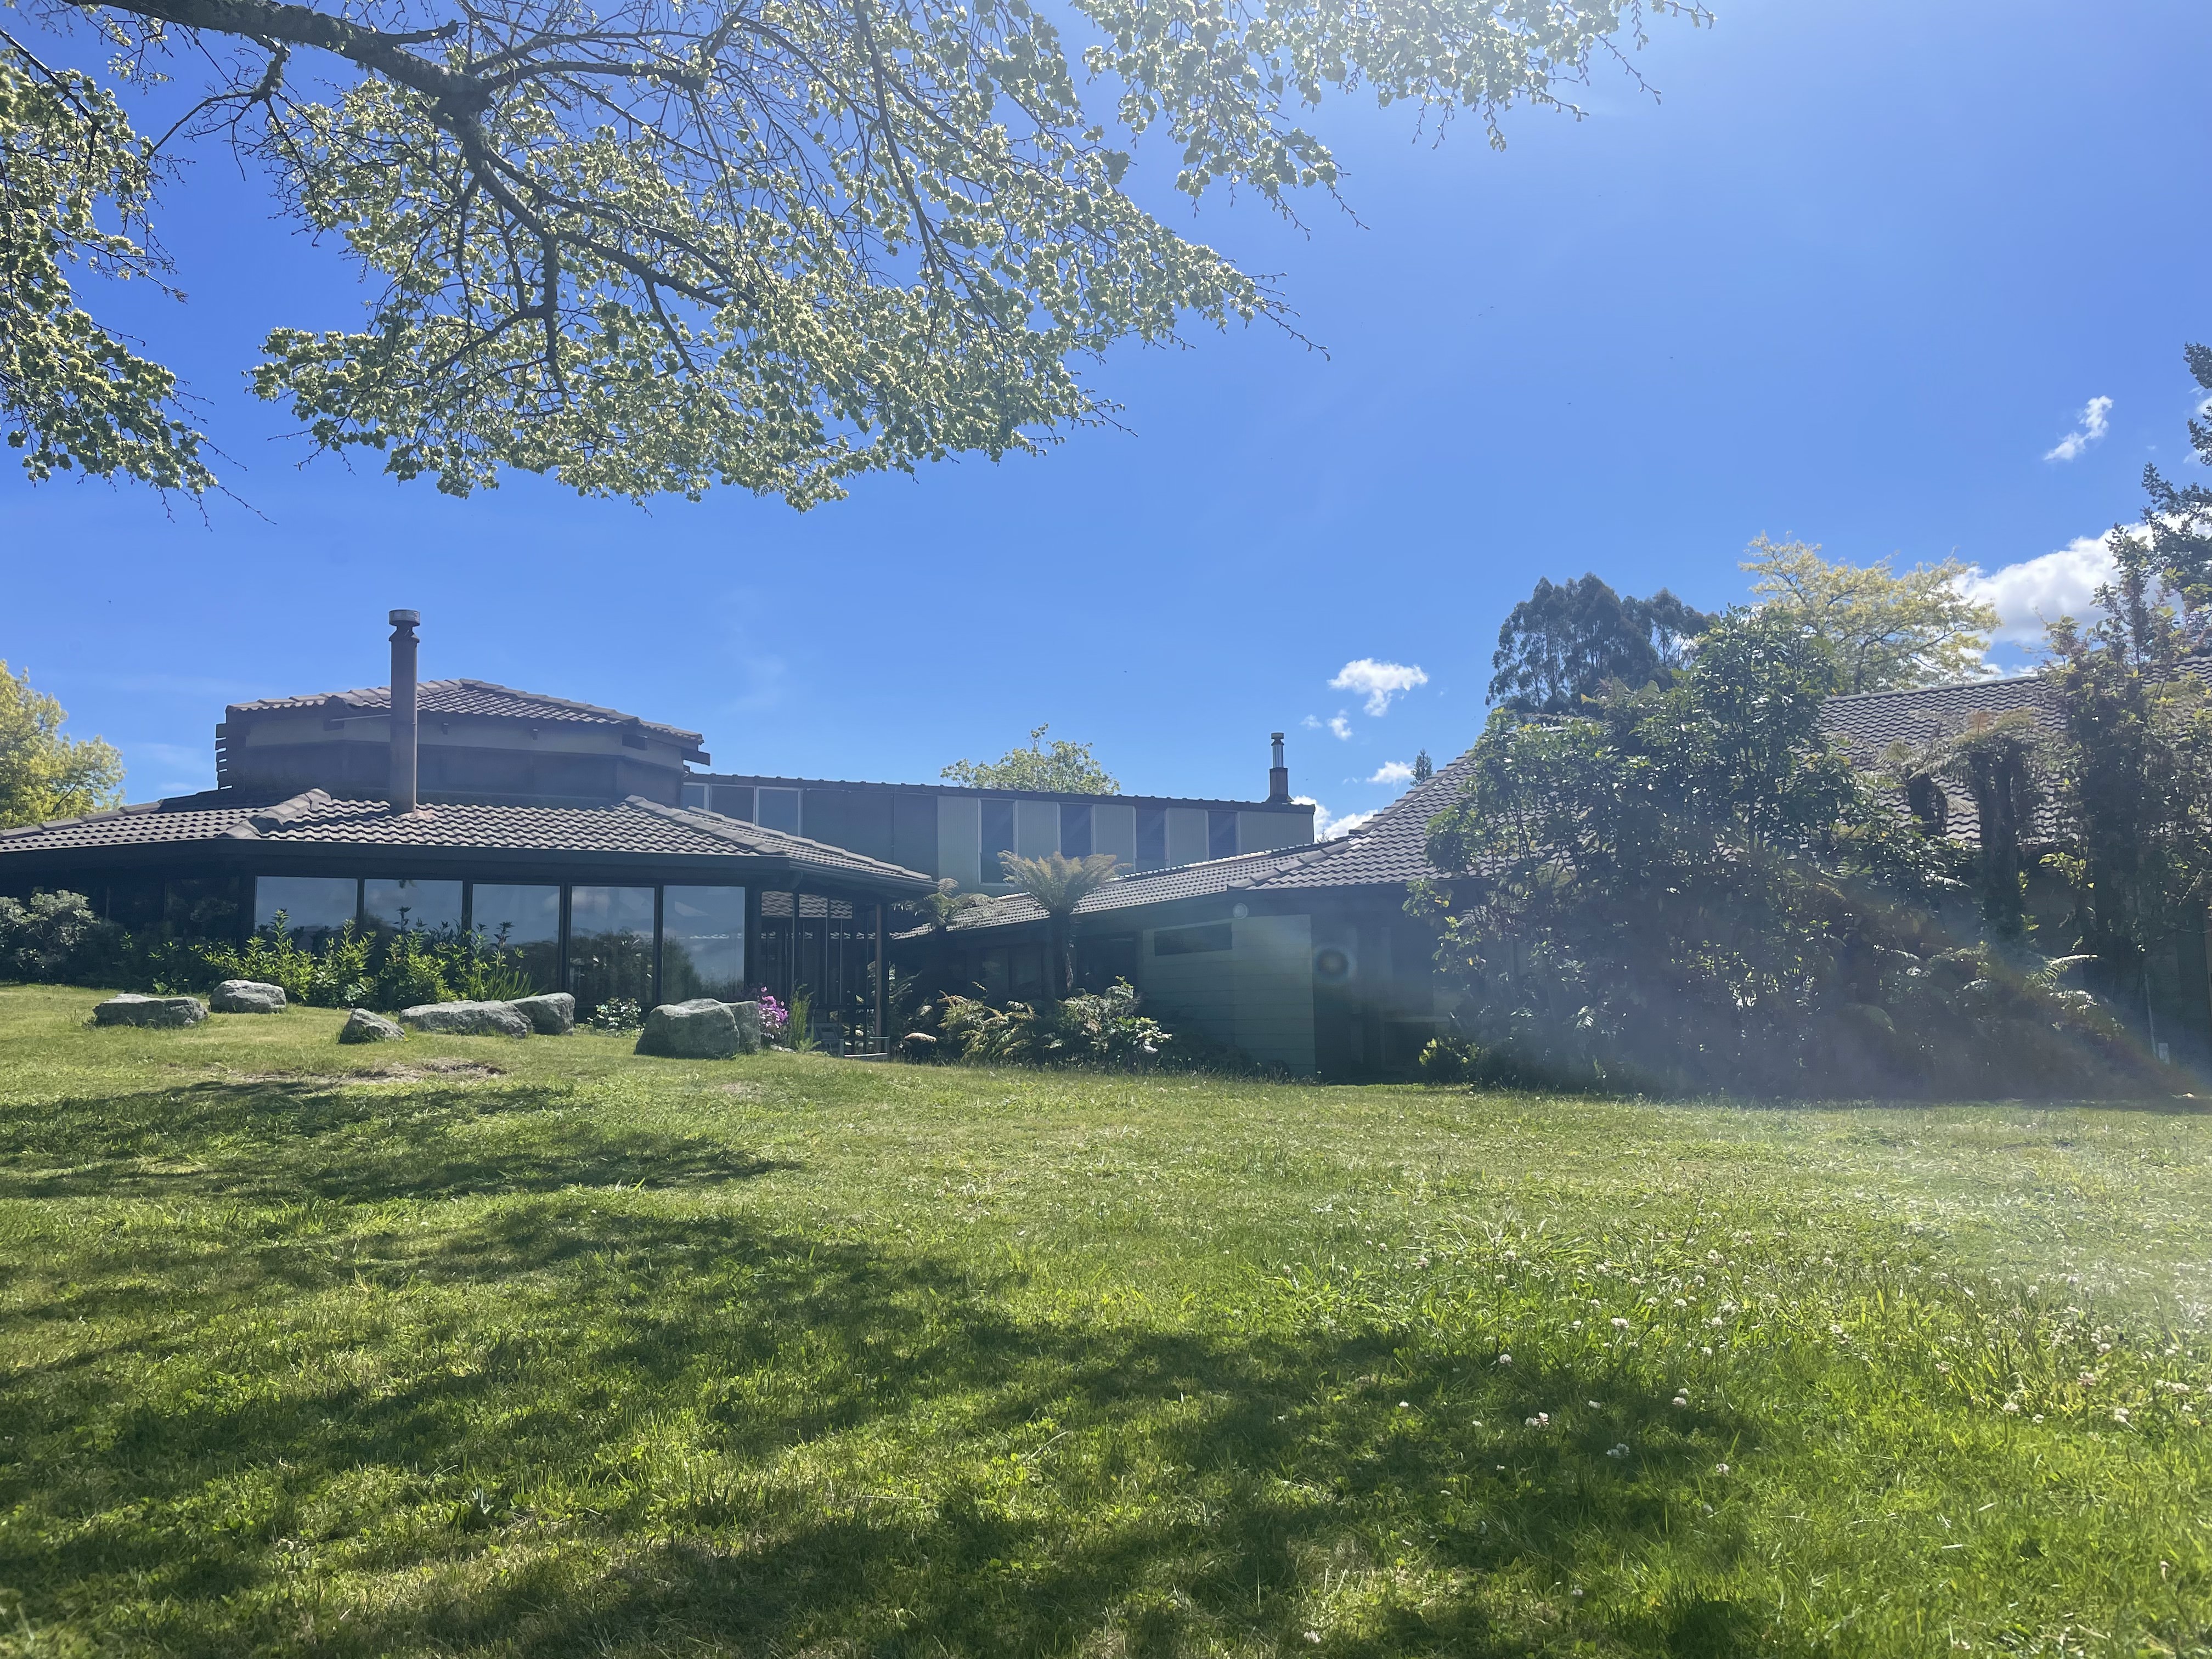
[2032,1414,2045,1424]
[1714,1462,1730,1475]
[1606,1442,1630,1459]
[2114,1407,2131,1424]
[1611,1317,1630,1330]
[1497,1353,1513,1367]
[2001,1401,2019,1413]
[1571,1319,1584,1330]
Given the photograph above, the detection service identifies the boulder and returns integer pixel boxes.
[636,998,743,1059]
[211,979,288,1014]
[338,1008,406,1044]
[721,1000,764,1053]
[93,994,207,1029]
[398,1000,533,1038]
[510,992,575,1035]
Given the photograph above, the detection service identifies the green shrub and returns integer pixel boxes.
[0,890,125,983]
[932,979,1173,1070]
[0,890,539,1013]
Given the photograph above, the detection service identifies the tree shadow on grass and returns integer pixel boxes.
[0,1077,792,1204]
[0,1201,1764,1658]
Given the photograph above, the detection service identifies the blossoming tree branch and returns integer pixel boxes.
[2,0,1703,501]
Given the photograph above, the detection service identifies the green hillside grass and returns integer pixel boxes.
[0,984,2207,1656]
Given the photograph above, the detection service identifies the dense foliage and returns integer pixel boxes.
[3,0,1705,500]
[1740,535,1999,693]
[0,661,122,827]
[0,46,213,492]
[942,726,1120,794]
[1486,574,1711,714]
[0,890,539,1008]
[931,979,1172,1069]
[1420,610,2149,1097]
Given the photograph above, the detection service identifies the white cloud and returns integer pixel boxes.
[1368,760,1415,786]
[1328,712,1353,741]
[1957,531,2124,647]
[1329,658,1430,716]
[2044,396,2113,462]
[1297,797,1378,839]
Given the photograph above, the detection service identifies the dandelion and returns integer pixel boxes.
[1497,1353,1513,1367]
[2032,1414,2045,1424]
[1672,1395,1689,1408]
[2114,1407,2131,1425]
[2001,1401,2020,1413]
[1611,1317,1631,1330]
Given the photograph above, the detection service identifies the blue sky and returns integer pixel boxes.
[5,0,2209,833]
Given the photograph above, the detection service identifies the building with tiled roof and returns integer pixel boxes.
[898,751,1481,1077]
[1,613,931,1036]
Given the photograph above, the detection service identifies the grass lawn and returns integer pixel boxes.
[1,986,2209,1656]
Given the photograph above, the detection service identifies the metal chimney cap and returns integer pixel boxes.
[388,608,421,626]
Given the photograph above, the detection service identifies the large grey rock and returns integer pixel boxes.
[338,1008,406,1044]
[636,998,742,1059]
[94,993,207,1029]
[510,992,575,1035]
[721,1000,764,1053]
[398,1000,532,1038]
[211,979,287,1014]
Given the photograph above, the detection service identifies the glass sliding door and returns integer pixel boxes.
[567,885,656,1017]
[662,886,747,1002]
[469,883,562,992]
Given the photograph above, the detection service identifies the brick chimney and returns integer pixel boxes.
[1267,731,1290,805]
[388,609,420,812]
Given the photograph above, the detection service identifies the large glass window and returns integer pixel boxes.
[470,883,561,992]
[981,798,1015,878]
[1061,802,1093,857]
[756,788,800,833]
[1136,806,1167,867]
[662,885,747,1002]
[568,885,656,1016]
[364,877,462,938]
[253,876,356,946]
